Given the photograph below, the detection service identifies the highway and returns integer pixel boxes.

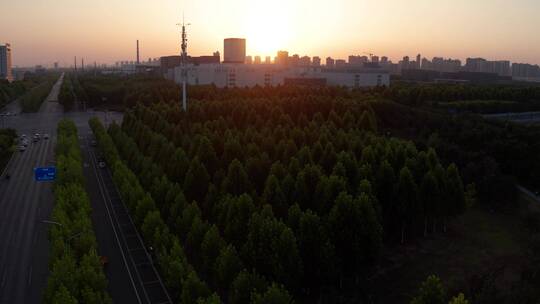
[0,73,128,303]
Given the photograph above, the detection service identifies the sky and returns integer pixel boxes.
[2,0,540,67]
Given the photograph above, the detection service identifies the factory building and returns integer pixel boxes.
[163,38,390,89]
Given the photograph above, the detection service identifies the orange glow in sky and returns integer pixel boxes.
[2,0,540,66]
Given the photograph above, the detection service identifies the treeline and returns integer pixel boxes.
[385,83,540,108]
[0,72,57,108]
[436,100,540,114]
[0,80,27,108]
[19,74,59,112]
[79,75,178,109]
[101,98,468,302]
[45,119,111,303]
[58,74,75,111]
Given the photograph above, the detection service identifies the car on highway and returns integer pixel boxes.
[91,140,97,147]
[33,136,39,142]
[19,145,26,152]
[20,134,26,139]
[44,134,49,140]
[21,139,29,146]
[98,161,106,168]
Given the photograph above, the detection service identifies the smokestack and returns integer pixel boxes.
[136,40,140,64]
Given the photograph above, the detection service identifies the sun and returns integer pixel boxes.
[243,2,292,57]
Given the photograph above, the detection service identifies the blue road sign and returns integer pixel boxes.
[35,167,56,181]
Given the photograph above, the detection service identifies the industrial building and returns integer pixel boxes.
[0,43,13,82]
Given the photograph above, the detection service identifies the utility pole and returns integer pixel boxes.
[74,56,77,72]
[179,17,190,111]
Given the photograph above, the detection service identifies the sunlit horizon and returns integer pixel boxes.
[2,0,540,67]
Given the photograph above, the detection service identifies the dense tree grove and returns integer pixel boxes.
[45,119,111,303]
[90,90,469,302]
[58,74,75,111]
[0,128,16,171]
[0,73,59,110]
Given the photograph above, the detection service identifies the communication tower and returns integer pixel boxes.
[179,17,190,111]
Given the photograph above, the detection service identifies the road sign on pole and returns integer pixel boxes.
[34,167,56,181]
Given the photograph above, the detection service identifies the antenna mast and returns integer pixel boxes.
[180,16,190,111]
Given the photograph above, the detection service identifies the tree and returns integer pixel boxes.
[181,271,211,304]
[229,270,268,304]
[214,245,244,290]
[410,275,447,304]
[328,192,382,279]
[251,283,294,304]
[51,284,79,304]
[359,110,377,132]
[262,175,288,218]
[201,225,226,275]
[419,172,440,236]
[444,164,465,231]
[222,159,250,196]
[448,294,469,304]
[184,157,210,204]
[397,167,419,243]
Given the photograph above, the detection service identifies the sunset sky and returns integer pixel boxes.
[2,0,540,67]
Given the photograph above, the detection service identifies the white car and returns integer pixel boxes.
[19,145,26,152]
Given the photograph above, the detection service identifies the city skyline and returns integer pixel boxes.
[2,0,540,67]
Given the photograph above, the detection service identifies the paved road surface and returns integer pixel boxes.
[0,74,126,303]
[0,75,63,303]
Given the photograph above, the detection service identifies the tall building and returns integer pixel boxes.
[0,43,13,82]
[416,54,421,69]
[326,57,335,67]
[312,56,321,66]
[265,56,271,64]
[223,38,246,64]
[299,56,311,66]
[254,56,261,64]
[276,51,289,66]
[245,56,253,64]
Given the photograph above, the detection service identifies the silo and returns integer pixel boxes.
[223,38,246,64]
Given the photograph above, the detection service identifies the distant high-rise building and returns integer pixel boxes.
[223,38,246,64]
[335,59,347,68]
[254,56,261,64]
[265,56,271,64]
[289,54,300,66]
[326,57,335,67]
[54,62,59,69]
[371,56,380,64]
[312,56,321,66]
[245,56,253,64]
[349,55,368,66]
[0,43,13,82]
[416,54,421,69]
[512,63,540,78]
[299,56,311,66]
[380,56,388,64]
[276,51,289,66]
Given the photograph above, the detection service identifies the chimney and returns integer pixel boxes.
[136,40,140,64]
